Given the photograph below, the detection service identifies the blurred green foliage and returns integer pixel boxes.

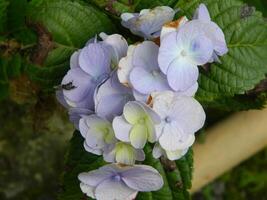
[0,99,74,200]
[193,148,267,200]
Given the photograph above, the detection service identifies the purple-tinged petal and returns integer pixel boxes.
[83,142,103,155]
[158,32,180,74]
[193,3,211,21]
[100,33,128,66]
[56,90,69,109]
[176,82,198,97]
[78,167,114,187]
[62,68,96,108]
[121,6,176,39]
[112,116,132,142]
[132,41,158,71]
[133,90,149,103]
[79,42,111,77]
[95,178,137,200]
[167,58,199,92]
[121,165,164,192]
[70,50,80,69]
[95,73,134,121]
[130,67,170,94]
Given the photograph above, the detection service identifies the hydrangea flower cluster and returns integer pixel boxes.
[57,4,227,200]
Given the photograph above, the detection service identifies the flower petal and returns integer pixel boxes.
[123,101,146,124]
[95,178,137,200]
[132,41,158,71]
[83,142,103,155]
[62,68,95,103]
[130,67,170,94]
[171,96,206,134]
[121,165,164,192]
[80,183,95,198]
[79,43,111,77]
[100,33,128,66]
[95,73,134,121]
[130,124,148,149]
[70,50,80,69]
[115,142,136,165]
[118,45,137,87]
[165,148,189,161]
[78,166,115,187]
[176,82,198,97]
[112,116,132,142]
[193,3,211,21]
[167,58,199,91]
[158,32,181,74]
[152,143,164,159]
[158,122,186,151]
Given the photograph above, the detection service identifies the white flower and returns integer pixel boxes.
[152,143,189,161]
[151,91,205,151]
[103,142,145,165]
[78,164,164,200]
[112,101,160,149]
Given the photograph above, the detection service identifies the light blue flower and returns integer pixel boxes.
[121,6,176,39]
[158,21,213,91]
[78,164,164,200]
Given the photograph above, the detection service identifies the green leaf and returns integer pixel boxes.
[60,132,194,200]
[176,0,267,103]
[0,0,9,33]
[26,0,116,89]
[7,0,28,31]
[135,0,177,10]
[243,0,267,16]
[0,54,23,100]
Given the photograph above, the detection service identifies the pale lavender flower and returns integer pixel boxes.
[61,40,111,110]
[112,101,160,149]
[158,21,213,92]
[151,91,205,151]
[78,164,164,200]
[94,72,134,121]
[121,6,176,39]
[193,4,228,62]
[79,115,117,155]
